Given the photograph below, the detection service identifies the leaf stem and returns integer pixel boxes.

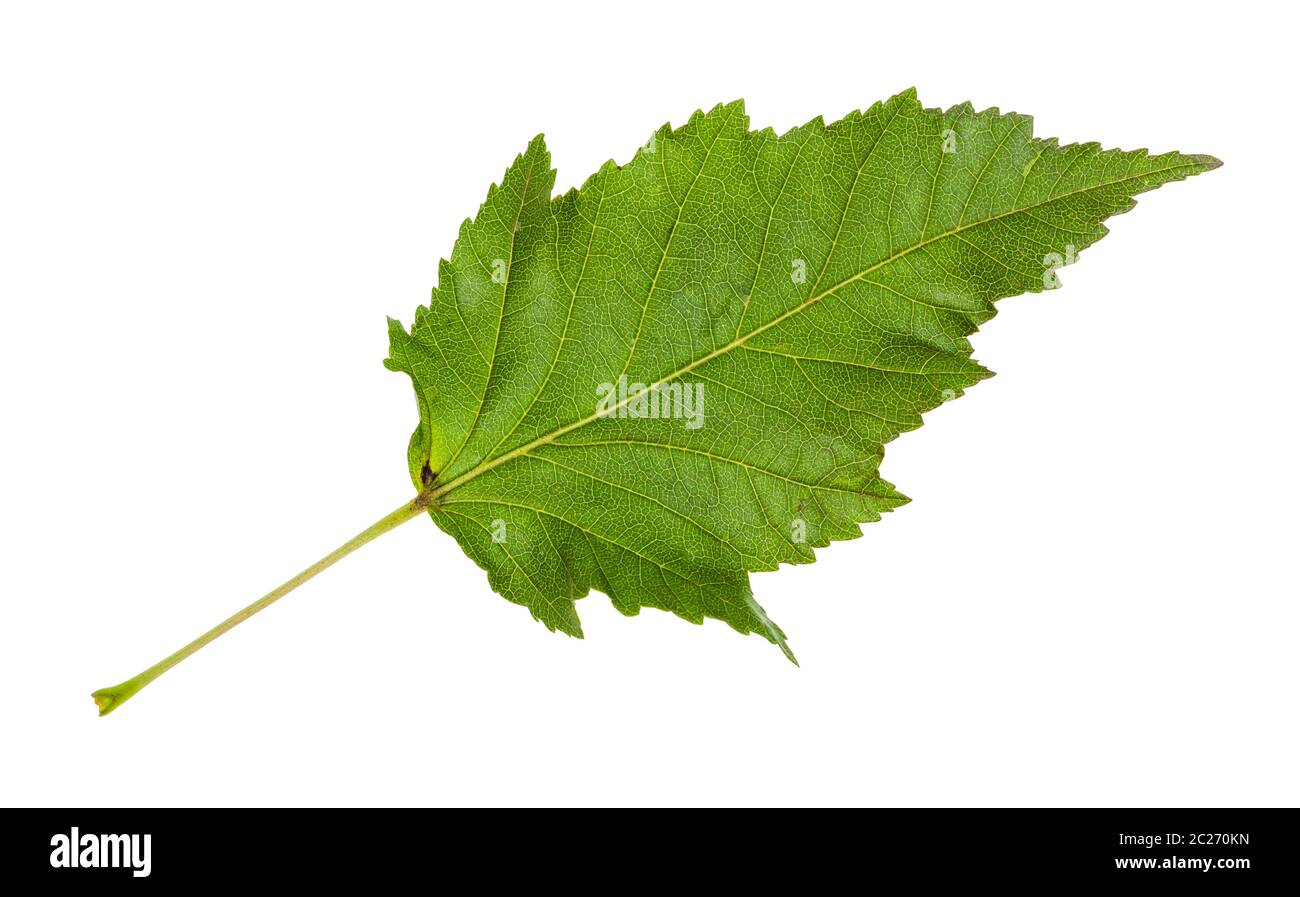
[92,493,431,716]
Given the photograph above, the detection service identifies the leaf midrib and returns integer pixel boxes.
[427,157,1201,505]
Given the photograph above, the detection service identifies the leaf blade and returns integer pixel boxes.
[387,90,1217,654]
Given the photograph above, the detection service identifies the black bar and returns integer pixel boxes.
[9,809,1295,887]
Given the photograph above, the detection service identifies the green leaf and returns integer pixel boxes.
[385,89,1219,660]
[91,89,1219,714]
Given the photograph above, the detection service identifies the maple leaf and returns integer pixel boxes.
[93,90,1218,713]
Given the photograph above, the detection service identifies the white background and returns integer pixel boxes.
[2,1,1295,808]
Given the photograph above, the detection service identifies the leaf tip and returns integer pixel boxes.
[1190,153,1223,172]
[743,592,797,664]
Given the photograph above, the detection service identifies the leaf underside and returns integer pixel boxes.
[385,88,1217,660]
